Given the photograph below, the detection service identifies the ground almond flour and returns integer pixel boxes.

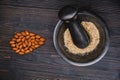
[64,21,100,55]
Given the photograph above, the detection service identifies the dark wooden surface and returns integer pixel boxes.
[0,0,120,80]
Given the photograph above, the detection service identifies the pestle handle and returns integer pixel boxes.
[65,18,89,48]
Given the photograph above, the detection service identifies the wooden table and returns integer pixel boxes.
[0,0,120,80]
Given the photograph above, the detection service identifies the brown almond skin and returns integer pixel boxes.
[23,43,26,47]
[34,45,39,48]
[25,50,30,54]
[26,35,30,39]
[16,44,19,49]
[21,37,25,42]
[34,41,38,45]
[19,52,24,55]
[10,41,15,44]
[16,38,21,42]
[21,32,26,36]
[30,32,35,36]
[31,40,35,43]
[28,38,31,42]
[16,49,20,53]
[19,35,24,39]
[19,45,23,49]
[14,35,18,38]
[31,36,35,39]
[18,42,22,46]
[12,48,17,51]
[40,38,46,42]
[25,30,29,35]
[35,35,41,39]
[28,42,31,47]
[11,44,16,47]
[29,48,33,52]
[36,39,40,42]
[31,46,36,49]
[11,38,16,41]
[25,41,28,45]
[31,43,35,46]
[21,49,24,52]
[16,33,21,36]
[39,41,45,46]
[24,47,28,50]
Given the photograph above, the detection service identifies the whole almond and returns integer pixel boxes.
[19,45,23,49]
[25,50,30,54]
[21,49,24,52]
[40,38,46,42]
[34,41,38,45]
[14,35,18,38]
[39,41,44,46]
[35,35,41,39]
[11,44,16,47]
[23,43,26,47]
[21,37,25,42]
[12,48,17,51]
[30,32,35,36]
[11,38,16,41]
[28,42,31,47]
[16,49,20,53]
[19,35,24,39]
[31,40,35,43]
[25,30,29,35]
[29,48,33,52]
[10,41,15,44]
[15,44,19,48]
[35,45,39,48]
[21,32,26,36]
[16,38,21,42]
[24,47,28,50]
[31,43,35,46]
[18,42,22,46]
[26,35,30,39]
[19,52,24,55]
[31,36,35,39]
[16,33,21,36]
[25,41,28,45]
[36,39,40,42]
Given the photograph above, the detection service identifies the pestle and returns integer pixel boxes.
[58,6,90,48]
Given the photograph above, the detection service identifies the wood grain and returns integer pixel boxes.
[0,0,120,80]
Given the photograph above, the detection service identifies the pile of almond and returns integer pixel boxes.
[9,30,46,55]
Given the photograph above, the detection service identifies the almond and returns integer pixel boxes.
[16,49,20,53]
[40,37,46,42]
[21,32,26,36]
[30,32,35,36]
[11,44,16,47]
[35,35,41,39]
[14,35,18,38]
[25,30,29,35]
[39,41,45,46]
[12,48,17,51]
[16,38,21,42]
[21,37,25,42]
[35,45,39,48]
[10,41,15,44]
[19,52,24,55]
[26,35,30,39]
[16,32,21,36]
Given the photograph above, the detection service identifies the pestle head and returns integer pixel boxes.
[58,6,77,20]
